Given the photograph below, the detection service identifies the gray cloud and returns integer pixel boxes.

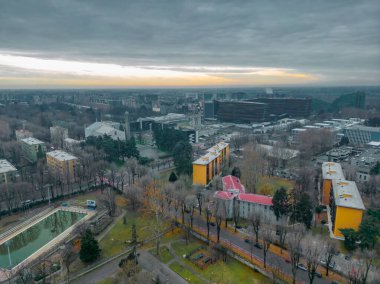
[0,0,379,85]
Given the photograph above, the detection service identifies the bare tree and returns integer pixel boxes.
[99,187,117,216]
[287,225,306,284]
[261,222,275,268]
[302,235,322,284]
[185,194,197,228]
[275,216,289,254]
[321,238,339,276]
[239,143,266,193]
[214,198,225,243]
[61,243,77,283]
[250,207,263,244]
[232,198,240,232]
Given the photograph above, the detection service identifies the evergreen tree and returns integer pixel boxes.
[340,229,358,251]
[80,229,101,263]
[169,171,178,182]
[173,141,193,175]
[291,192,313,229]
[272,187,289,220]
[231,167,241,179]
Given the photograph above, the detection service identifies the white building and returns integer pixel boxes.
[0,159,17,184]
[85,121,126,141]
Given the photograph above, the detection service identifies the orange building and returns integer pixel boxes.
[193,142,229,186]
[329,180,365,238]
[321,162,345,205]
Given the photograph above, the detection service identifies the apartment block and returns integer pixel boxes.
[46,150,77,182]
[193,142,229,186]
[21,137,46,163]
[0,159,17,184]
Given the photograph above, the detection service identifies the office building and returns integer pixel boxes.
[204,101,215,119]
[46,150,77,182]
[193,142,229,186]
[214,100,268,123]
[21,137,46,163]
[248,97,312,118]
[0,159,17,184]
[85,121,126,141]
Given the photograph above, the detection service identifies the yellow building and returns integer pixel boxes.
[321,162,345,205]
[329,179,365,238]
[46,150,77,182]
[193,142,229,186]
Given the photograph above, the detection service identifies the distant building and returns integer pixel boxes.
[193,142,230,186]
[0,159,17,184]
[214,100,268,123]
[214,97,312,123]
[204,101,215,119]
[50,126,69,148]
[85,121,126,141]
[344,125,380,145]
[15,129,33,141]
[46,150,77,182]
[21,137,46,163]
[64,138,83,151]
[248,97,312,118]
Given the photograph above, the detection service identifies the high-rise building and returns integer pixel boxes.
[204,101,215,119]
[214,100,268,123]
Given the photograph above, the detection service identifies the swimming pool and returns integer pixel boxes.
[0,209,86,269]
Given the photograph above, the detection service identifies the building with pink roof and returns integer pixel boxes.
[222,175,245,194]
[214,176,276,221]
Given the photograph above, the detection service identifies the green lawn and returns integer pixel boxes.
[150,246,174,263]
[169,262,204,284]
[171,239,270,284]
[99,210,160,257]
[96,277,115,284]
[171,240,201,257]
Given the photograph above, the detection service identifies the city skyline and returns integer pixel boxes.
[0,0,379,88]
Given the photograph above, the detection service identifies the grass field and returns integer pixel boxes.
[170,238,270,284]
[150,246,174,263]
[257,176,294,196]
[99,210,158,257]
[169,262,204,284]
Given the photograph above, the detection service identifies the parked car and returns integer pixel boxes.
[297,263,307,271]
[244,239,252,244]
[285,258,291,263]
[254,243,262,249]
[209,222,215,226]
[316,271,322,278]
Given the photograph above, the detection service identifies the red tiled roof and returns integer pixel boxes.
[237,193,273,205]
[214,191,234,200]
[222,175,245,193]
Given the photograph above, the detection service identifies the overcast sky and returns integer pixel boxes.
[0,0,379,88]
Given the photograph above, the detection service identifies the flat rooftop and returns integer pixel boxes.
[193,141,229,165]
[0,159,17,174]
[332,179,365,210]
[322,162,345,180]
[47,150,77,161]
[21,137,45,145]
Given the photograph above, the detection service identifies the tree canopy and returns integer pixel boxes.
[272,187,289,220]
